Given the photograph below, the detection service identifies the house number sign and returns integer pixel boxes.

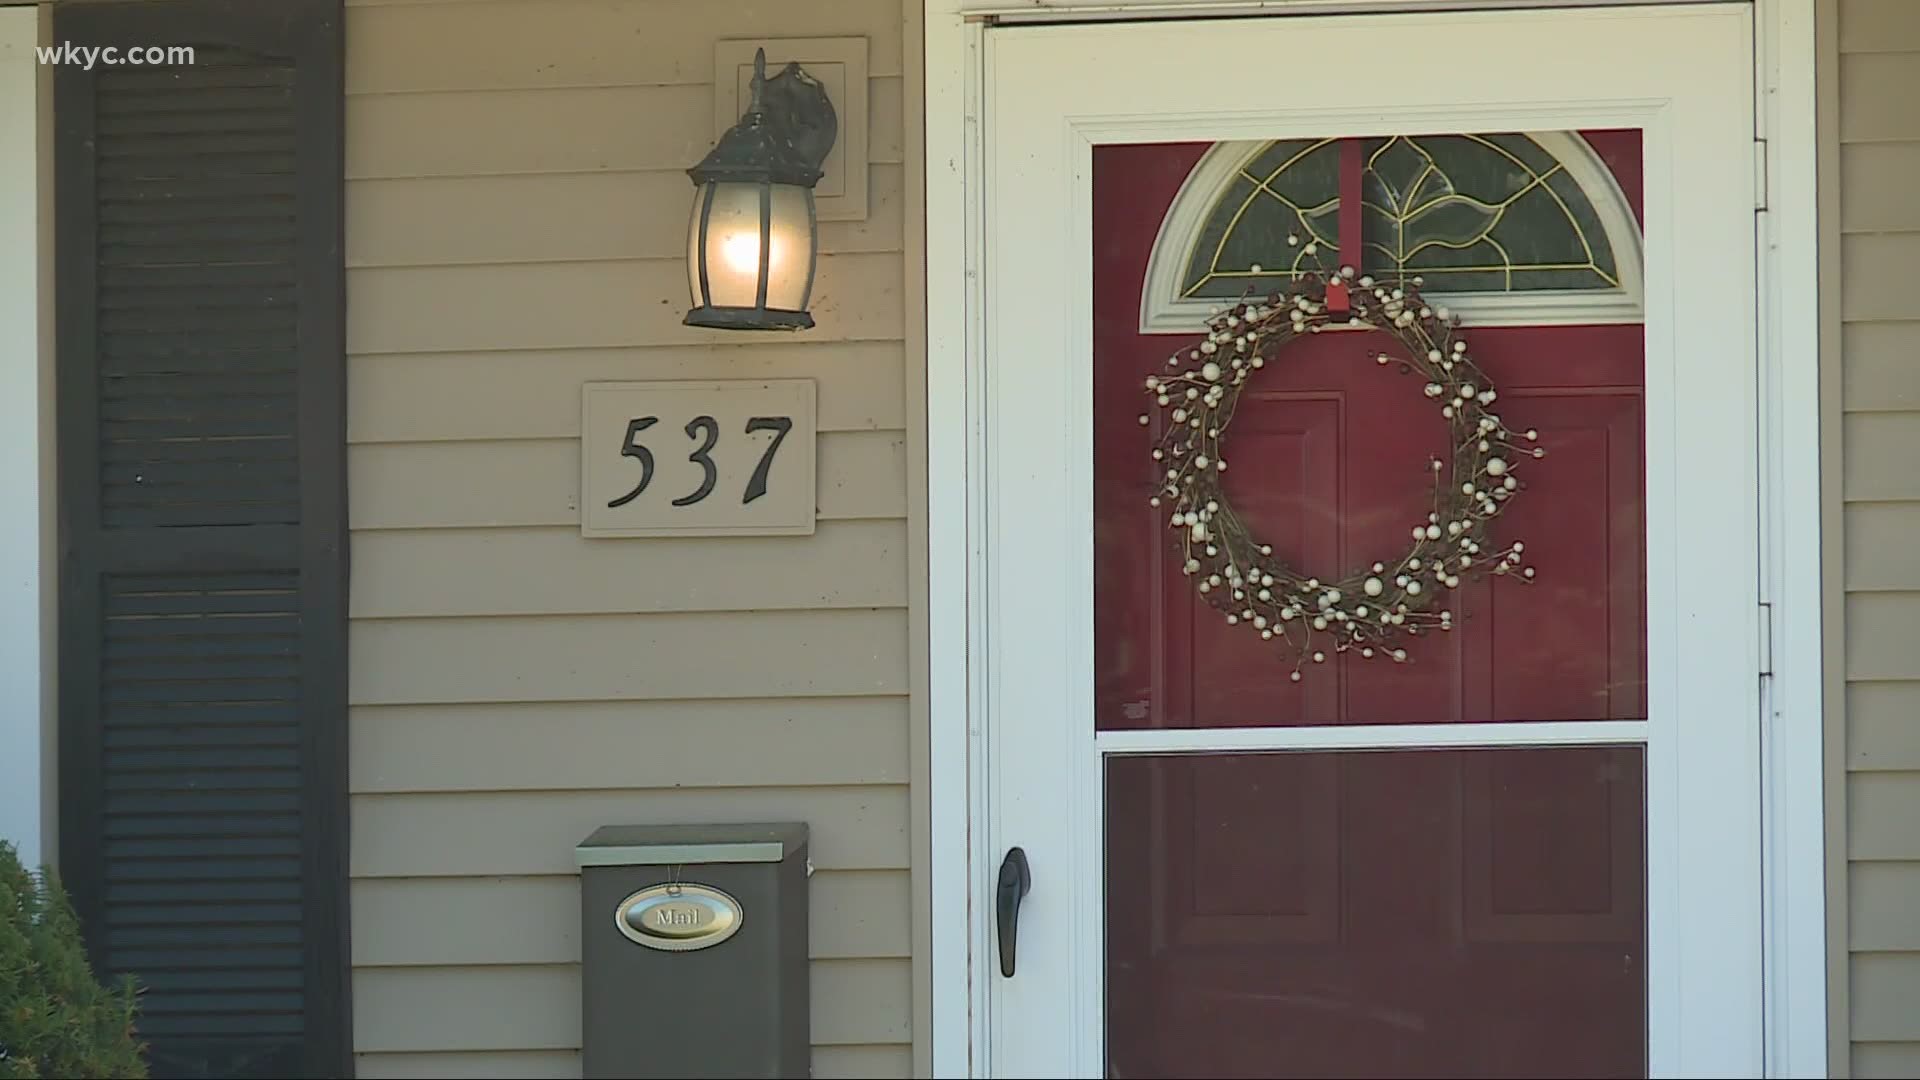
[581,380,816,538]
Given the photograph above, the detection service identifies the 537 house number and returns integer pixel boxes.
[580,380,817,539]
[606,415,795,509]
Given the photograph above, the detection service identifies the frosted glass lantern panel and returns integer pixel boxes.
[762,184,814,311]
[687,181,815,311]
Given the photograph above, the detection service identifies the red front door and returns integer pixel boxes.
[1093,135,1650,1078]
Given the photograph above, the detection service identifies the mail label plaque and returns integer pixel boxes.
[615,883,744,952]
[581,380,816,538]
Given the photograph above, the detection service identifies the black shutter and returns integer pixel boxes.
[54,2,348,1077]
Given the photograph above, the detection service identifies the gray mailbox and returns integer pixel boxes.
[576,823,809,1079]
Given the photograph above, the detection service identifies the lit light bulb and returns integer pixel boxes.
[720,229,783,276]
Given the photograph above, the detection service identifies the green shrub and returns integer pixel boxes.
[0,841,146,1079]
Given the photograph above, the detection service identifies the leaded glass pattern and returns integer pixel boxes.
[1180,134,1625,302]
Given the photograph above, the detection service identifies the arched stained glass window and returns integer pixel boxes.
[1142,132,1643,331]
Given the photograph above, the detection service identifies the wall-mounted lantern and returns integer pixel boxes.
[684,49,838,331]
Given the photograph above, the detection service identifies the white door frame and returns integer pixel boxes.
[922,1,1828,1076]
[0,3,48,870]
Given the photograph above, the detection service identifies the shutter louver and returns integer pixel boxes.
[56,4,347,1079]
[102,573,307,1076]
[96,50,302,534]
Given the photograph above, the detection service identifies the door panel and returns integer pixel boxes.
[1106,747,1645,1079]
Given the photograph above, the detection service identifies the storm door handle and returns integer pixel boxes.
[996,846,1032,977]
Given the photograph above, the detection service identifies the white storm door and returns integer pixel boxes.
[980,5,1761,1078]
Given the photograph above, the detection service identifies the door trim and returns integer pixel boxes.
[922,1,1828,1076]
[1756,1,1831,1074]
[0,5,45,870]
[965,0,1724,19]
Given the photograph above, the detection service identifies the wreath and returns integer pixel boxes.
[1140,255,1542,679]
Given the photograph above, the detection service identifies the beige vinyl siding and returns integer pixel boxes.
[342,0,913,1073]
[1838,1,1920,1074]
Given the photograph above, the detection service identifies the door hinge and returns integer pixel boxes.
[1758,601,1773,677]
[1754,138,1769,212]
